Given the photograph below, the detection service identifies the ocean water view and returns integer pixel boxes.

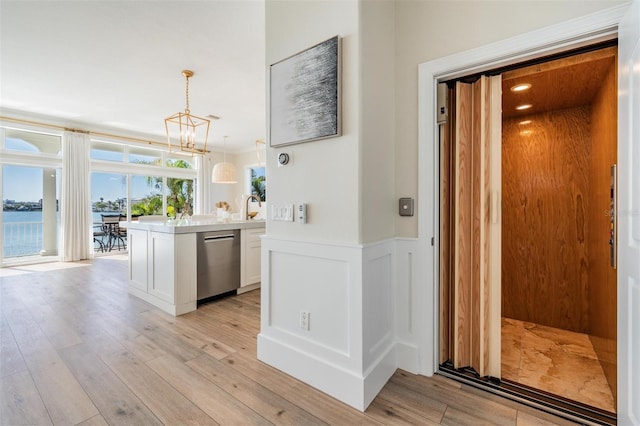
[3,210,119,258]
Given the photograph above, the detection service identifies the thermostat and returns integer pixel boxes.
[278,152,290,166]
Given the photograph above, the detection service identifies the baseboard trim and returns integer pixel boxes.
[258,333,399,411]
[257,333,366,410]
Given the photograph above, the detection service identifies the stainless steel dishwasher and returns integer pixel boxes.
[196,230,240,301]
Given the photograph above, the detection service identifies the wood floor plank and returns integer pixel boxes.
[195,302,260,328]
[93,309,143,341]
[187,353,328,426]
[117,332,168,362]
[83,309,167,361]
[366,396,442,425]
[375,380,447,423]
[0,370,52,426]
[391,372,517,426]
[189,314,258,356]
[147,354,272,425]
[100,348,216,425]
[0,316,27,378]
[76,414,110,426]
[59,343,163,426]
[516,411,564,426]
[22,344,99,425]
[460,384,580,426]
[0,258,583,426]
[142,309,237,360]
[221,352,383,425]
[126,312,206,362]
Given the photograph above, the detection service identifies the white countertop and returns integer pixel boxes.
[121,219,265,234]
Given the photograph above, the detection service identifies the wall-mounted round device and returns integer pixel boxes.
[278,152,290,166]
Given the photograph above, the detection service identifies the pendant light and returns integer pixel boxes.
[164,70,210,155]
[212,136,237,183]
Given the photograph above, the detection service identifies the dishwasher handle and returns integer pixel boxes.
[203,234,236,242]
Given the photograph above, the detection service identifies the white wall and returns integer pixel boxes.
[261,0,629,412]
[360,0,396,243]
[205,151,238,214]
[265,0,360,244]
[261,0,397,411]
[394,0,629,238]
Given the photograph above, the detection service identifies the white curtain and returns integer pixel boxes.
[195,153,212,215]
[61,131,92,261]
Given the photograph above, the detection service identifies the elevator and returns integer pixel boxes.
[439,44,618,421]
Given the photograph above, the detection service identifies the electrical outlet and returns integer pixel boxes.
[299,311,310,330]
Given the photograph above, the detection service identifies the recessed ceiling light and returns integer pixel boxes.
[516,104,532,111]
[519,120,532,125]
[511,83,532,92]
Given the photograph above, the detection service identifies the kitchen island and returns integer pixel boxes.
[123,219,265,316]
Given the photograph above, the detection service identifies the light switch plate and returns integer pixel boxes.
[399,197,414,216]
[271,204,294,221]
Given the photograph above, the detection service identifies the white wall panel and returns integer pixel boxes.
[394,238,420,373]
[259,236,397,410]
[362,241,394,369]
[270,251,350,355]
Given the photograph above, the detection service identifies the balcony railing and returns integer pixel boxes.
[3,221,43,258]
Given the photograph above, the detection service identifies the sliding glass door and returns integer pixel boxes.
[1,128,62,266]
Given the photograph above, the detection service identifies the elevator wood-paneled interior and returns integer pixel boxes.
[440,45,618,415]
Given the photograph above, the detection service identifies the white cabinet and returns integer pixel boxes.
[126,221,264,313]
[148,232,176,304]
[128,228,148,293]
[127,229,197,316]
[240,226,265,291]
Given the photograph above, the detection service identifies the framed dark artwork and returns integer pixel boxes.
[269,35,341,147]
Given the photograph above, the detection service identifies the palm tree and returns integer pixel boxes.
[140,159,193,217]
[251,169,266,201]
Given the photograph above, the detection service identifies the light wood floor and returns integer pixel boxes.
[1,256,581,425]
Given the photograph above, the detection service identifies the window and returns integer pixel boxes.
[247,166,266,201]
[131,174,163,216]
[166,177,194,218]
[1,127,62,265]
[90,140,197,219]
[91,172,127,216]
[91,141,124,162]
[4,129,61,155]
[129,146,162,165]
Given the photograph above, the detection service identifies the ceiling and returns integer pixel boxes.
[502,46,616,119]
[0,1,266,153]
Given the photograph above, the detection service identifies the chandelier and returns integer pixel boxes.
[165,70,210,155]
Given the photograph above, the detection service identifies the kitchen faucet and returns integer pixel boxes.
[245,195,262,220]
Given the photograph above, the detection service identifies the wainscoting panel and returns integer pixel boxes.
[395,238,420,374]
[363,241,394,367]
[258,236,400,411]
[269,251,351,356]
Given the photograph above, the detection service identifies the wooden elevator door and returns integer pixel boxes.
[440,75,501,378]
